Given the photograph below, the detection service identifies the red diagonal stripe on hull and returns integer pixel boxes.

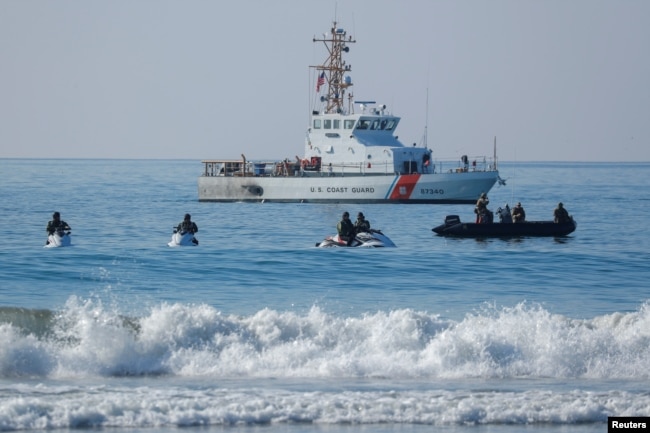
[389,174,420,200]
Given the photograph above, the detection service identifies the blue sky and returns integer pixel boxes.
[1,0,648,161]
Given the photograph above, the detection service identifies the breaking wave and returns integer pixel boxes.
[2,297,649,380]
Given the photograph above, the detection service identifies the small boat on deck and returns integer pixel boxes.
[432,206,577,238]
[197,20,500,204]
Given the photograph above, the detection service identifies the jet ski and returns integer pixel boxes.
[316,229,396,248]
[44,230,72,248]
[168,229,199,247]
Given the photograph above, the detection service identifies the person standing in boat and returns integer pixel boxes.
[461,155,469,172]
[422,151,432,173]
[512,202,526,223]
[337,211,356,246]
[354,212,371,233]
[475,193,492,224]
[46,211,71,236]
[554,203,571,223]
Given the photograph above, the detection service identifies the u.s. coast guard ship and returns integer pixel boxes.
[198,21,500,203]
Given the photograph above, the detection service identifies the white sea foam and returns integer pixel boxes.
[1,297,649,380]
[0,383,647,430]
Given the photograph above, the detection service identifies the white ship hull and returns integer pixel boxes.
[198,171,498,203]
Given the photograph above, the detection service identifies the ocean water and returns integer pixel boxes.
[1,158,649,433]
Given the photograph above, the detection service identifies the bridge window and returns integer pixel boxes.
[344,119,355,129]
[324,119,332,129]
[384,119,396,131]
[356,119,370,130]
[313,119,321,129]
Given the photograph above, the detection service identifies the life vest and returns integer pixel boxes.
[180,221,196,234]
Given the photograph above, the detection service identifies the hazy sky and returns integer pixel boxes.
[1,0,648,161]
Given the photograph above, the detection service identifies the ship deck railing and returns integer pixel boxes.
[200,157,497,177]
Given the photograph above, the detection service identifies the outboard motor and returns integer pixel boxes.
[444,215,461,227]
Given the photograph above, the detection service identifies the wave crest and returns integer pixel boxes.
[1,298,649,379]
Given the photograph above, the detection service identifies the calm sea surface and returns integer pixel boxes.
[1,159,649,433]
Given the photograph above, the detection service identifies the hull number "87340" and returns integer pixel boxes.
[421,189,444,195]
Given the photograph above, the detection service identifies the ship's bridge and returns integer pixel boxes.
[309,113,403,148]
[351,115,403,147]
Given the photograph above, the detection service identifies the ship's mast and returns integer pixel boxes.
[313,22,355,114]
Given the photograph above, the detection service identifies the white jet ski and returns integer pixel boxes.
[168,230,199,247]
[316,229,396,248]
[44,230,72,248]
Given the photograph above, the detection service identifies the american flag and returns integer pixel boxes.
[316,72,325,92]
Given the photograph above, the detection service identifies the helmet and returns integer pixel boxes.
[343,212,349,218]
[53,212,60,218]
[357,212,364,218]
[184,213,191,219]
[480,193,486,198]
[558,202,563,208]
